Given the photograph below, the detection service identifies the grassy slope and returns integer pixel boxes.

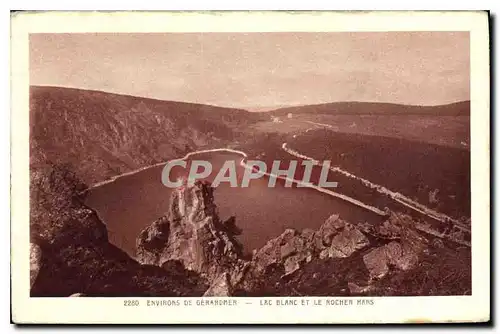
[268,101,470,116]
[30,86,263,184]
[251,101,470,149]
[288,130,470,220]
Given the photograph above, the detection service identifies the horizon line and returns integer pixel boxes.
[30,84,471,112]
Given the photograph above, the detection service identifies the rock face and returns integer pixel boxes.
[251,214,370,277]
[363,241,419,280]
[203,272,233,297]
[30,163,209,297]
[136,182,376,293]
[136,181,248,290]
[316,215,370,259]
[31,146,466,297]
[252,228,314,277]
[239,211,435,296]
[30,243,42,289]
[358,212,426,280]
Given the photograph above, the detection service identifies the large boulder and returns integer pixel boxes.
[252,228,314,277]
[363,241,420,280]
[320,225,370,259]
[362,246,389,279]
[314,214,345,249]
[251,214,369,277]
[315,215,369,259]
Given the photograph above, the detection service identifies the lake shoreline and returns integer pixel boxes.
[85,146,388,217]
[84,147,248,192]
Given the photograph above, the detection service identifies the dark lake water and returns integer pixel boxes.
[85,151,382,257]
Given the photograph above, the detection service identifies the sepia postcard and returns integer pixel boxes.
[11,11,490,324]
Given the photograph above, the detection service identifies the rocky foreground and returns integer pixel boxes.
[30,164,208,296]
[30,165,471,297]
[135,181,470,296]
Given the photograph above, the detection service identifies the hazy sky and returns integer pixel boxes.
[30,32,469,108]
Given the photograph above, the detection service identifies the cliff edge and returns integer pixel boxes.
[136,181,250,290]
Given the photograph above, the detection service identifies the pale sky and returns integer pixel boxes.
[30,32,469,108]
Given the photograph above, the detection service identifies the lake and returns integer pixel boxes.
[85,151,383,257]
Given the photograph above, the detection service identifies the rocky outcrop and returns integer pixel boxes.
[252,228,314,277]
[250,214,370,278]
[136,181,249,288]
[237,211,436,296]
[361,213,425,280]
[135,182,377,293]
[31,162,466,297]
[315,215,370,259]
[30,164,208,297]
[363,241,420,280]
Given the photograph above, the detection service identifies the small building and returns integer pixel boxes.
[287,113,293,119]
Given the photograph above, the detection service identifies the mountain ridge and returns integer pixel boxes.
[31,85,469,115]
[30,85,263,184]
[267,100,470,116]
[31,85,257,112]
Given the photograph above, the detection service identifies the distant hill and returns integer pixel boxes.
[268,101,470,116]
[30,86,262,184]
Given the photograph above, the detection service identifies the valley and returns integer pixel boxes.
[29,86,472,297]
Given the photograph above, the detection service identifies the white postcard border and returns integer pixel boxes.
[10,11,490,324]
